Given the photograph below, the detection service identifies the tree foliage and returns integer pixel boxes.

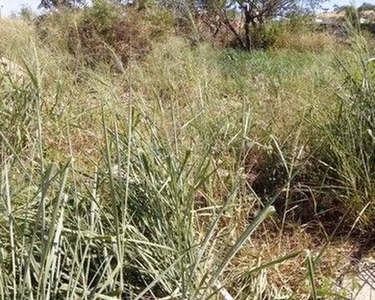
[359,2,375,12]
[39,0,85,9]
[196,0,324,50]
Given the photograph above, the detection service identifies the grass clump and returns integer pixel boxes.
[315,35,375,233]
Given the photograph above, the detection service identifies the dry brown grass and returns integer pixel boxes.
[231,224,357,297]
[274,31,343,53]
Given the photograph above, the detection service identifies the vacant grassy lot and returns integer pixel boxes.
[1,10,375,299]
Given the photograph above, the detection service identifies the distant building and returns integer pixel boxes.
[316,11,344,26]
[316,10,375,26]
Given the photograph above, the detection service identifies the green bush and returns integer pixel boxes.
[87,0,120,34]
[249,23,285,49]
[248,17,317,50]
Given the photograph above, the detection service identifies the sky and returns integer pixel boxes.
[0,0,375,17]
[0,0,40,16]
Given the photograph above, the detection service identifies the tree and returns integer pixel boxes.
[358,2,375,12]
[38,0,85,10]
[200,0,324,50]
[334,4,352,12]
[174,0,324,50]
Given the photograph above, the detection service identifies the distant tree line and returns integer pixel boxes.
[38,0,325,50]
[333,2,375,12]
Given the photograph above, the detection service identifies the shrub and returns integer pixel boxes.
[35,1,175,67]
[249,23,286,49]
[66,0,123,65]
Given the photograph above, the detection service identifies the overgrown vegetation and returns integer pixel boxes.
[1,1,375,299]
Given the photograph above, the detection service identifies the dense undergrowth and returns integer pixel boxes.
[1,3,375,299]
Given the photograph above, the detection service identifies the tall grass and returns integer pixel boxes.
[0,55,285,298]
[316,33,375,233]
[0,14,369,299]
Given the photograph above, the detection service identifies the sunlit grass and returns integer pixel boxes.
[0,16,371,299]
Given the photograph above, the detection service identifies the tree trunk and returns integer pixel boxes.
[222,11,246,49]
[244,10,252,51]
